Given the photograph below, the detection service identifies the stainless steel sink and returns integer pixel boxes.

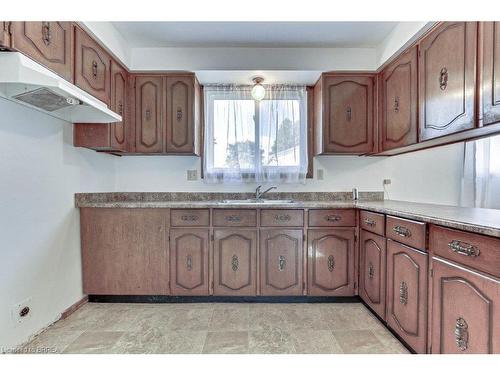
[217,199,295,205]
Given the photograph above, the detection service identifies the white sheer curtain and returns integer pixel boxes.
[460,134,500,209]
[203,84,308,184]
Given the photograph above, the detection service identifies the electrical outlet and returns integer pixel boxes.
[187,170,198,181]
[317,169,324,180]
[12,297,32,324]
[383,179,392,185]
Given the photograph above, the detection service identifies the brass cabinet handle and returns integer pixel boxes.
[274,214,291,222]
[448,240,480,257]
[92,61,98,79]
[393,225,411,238]
[231,254,239,272]
[176,107,183,121]
[186,255,193,271]
[393,96,400,113]
[327,255,335,272]
[117,102,123,116]
[399,281,408,305]
[455,317,469,351]
[278,255,286,271]
[346,106,352,122]
[225,215,241,223]
[42,22,51,46]
[325,214,341,222]
[368,262,374,279]
[180,214,199,222]
[439,67,448,90]
[364,218,376,227]
[145,109,151,121]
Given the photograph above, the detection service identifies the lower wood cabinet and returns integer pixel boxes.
[0,22,10,48]
[430,257,500,354]
[80,208,169,295]
[308,229,356,296]
[169,228,209,296]
[260,229,304,295]
[213,229,257,296]
[386,239,428,354]
[359,230,386,318]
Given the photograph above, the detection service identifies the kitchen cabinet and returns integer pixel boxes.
[418,22,477,141]
[260,229,304,295]
[314,74,375,154]
[134,75,163,153]
[170,228,210,295]
[380,46,418,151]
[430,257,500,354]
[386,240,428,354]
[0,22,11,49]
[482,21,500,126]
[359,230,386,319]
[213,229,257,296]
[10,21,73,82]
[73,60,128,152]
[386,215,426,251]
[308,229,356,296]
[80,208,169,295]
[74,26,111,105]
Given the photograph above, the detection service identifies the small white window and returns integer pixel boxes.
[203,84,308,183]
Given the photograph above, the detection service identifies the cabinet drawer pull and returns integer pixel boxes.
[181,214,199,222]
[225,215,241,223]
[325,214,341,222]
[176,107,183,121]
[92,60,98,79]
[455,317,469,351]
[364,218,376,226]
[448,240,480,257]
[231,254,239,272]
[368,262,374,279]
[145,109,151,121]
[274,214,291,222]
[393,225,411,238]
[278,255,286,271]
[327,255,335,272]
[186,255,193,271]
[399,281,408,305]
[117,102,123,116]
[346,106,352,122]
[393,96,399,113]
[42,22,51,45]
[439,67,448,90]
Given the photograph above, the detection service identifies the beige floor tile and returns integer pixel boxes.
[282,304,330,330]
[202,331,249,354]
[290,329,343,354]
[371,329,410,354]
[167,306,214,331]
[109,328,164,354]
[209,306,249,331]
[333,329,391,354]
[248,305,287,331]
[21,326,85,354]
[249,328,296,354]
[156,330,207,354]
[63,331,124,354]
[319,304,384,331]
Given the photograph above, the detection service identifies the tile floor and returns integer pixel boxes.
[21,302,409,354]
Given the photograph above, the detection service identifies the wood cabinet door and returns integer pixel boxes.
[74,27,111,104]
[381,46,418,151]
[110,61,127,151]
[0,22,10,48]
[359,230,386,319]
[165,75,195,154]
[213,229,257,296]
[308,229,356,296]
[419,22,477,141]
[135,76,163,153]
[482,21,500,126]
[323,75,374,154]
[170,228,209,295]
[431,257,500,354]
[11,21,73,82]
[386,240,428,353]
[260,229,304,296]
[80,208,169,295]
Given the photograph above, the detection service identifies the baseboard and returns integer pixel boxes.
[61,295,88,319]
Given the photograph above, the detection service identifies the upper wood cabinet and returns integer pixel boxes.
[74,26,111,105]
[134,75,163,153]
[10,21,73,82]
[418,22,477,141]
[314,74,375,154]
[381,46,418,151]
[0,22,11,48]
[482,21,500,126]
[308,229,356,296]
[430,257,500,354]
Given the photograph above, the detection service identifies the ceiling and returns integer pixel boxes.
[112,22,398,48]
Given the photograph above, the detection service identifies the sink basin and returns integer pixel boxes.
[218,199,295,205]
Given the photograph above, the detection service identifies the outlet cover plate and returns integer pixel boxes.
[12,297,32,324]
[187,170,198,181]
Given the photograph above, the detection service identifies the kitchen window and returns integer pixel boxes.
[203,84,308,183]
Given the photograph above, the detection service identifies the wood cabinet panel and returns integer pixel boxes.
[360,210,385,236]
[308,209,356,227]
[260,229,304,295]
[80,208,169,295]
[170,228,209,295]
[260,209,304,227]
[419,22,477,140]
[11,21,73,82]
[386,215,426,250]
[213,209,257,227]
[0,22,10,48]
[381,46,418,150]
[430,257,500,354]
[74,26,111,104]
[482,21,500,126]
[135,76,163,153]
[213,229,257,296]
[308,229,356,296]
[386,240,428,353]
[359,230,386,318]
[170,209,210,227]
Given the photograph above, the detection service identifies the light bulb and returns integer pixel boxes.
[251,77,266,101]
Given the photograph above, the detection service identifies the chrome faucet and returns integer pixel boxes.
[255,185,277,200]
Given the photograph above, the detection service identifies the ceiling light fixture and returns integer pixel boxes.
[251,77,266,101]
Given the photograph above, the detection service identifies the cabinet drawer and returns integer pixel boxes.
[308,209,356,227]
[386,215,426,250]
[360,210,385,236]
[213,209,257,227]
[260,209,304,227]
[171,209,209,227]
[429,225,500,278]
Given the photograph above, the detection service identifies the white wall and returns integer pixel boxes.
[0,98,116,351]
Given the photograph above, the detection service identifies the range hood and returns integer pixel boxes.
[0,52,121,124]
